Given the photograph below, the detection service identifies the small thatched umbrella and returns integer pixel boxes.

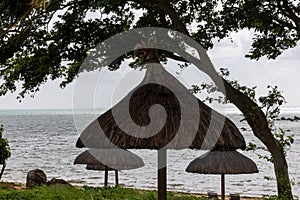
[186,150,258,200]
[76,62,246,200]
[74,149,144,187]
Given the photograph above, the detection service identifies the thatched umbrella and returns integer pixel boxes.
[76,64,245,150]
[74,149,144,187]
[186,150,258,200]
[76,63,246,200]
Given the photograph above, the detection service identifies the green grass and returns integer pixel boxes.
[0,185,205,200]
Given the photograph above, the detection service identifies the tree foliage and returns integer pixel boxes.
[1,0,299,98]
[220,0,300,59]
[247,85,294,163]
[0,124,11,180]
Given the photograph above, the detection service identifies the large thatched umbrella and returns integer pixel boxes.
[76,64,245,150]
[74,149,144,187]
[186,150,258,200]
[76,63,246,200]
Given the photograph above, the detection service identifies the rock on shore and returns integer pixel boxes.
[26,169,47,188]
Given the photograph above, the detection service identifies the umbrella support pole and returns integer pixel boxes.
[158,149,167,200]
[221,174,225,200]
[115,170,119,185]
[104,166,108,188]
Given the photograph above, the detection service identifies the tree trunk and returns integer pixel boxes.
[212,74,293,199]
[0,161,6,180]
[197,64,293,197]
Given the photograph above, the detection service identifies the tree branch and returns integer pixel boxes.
[157,0,189,35]
[272,16,297,30]
[276,0,300,28]
[158,8,168,27]
[161,50,188,62]
[0,9,32,39]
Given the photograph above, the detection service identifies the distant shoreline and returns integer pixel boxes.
[1,106,300,111]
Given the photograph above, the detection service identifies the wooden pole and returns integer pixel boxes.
[104,166,108,187]
[221,174,225,200]
[115,170,119,185]
[158,149,167,200]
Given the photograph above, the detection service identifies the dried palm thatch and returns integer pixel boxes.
[74,149,144,170]
[185,150,258,174]
[76,63,245,150]
[186,150,258,200]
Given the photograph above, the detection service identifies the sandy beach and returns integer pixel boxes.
[0,181,264,199]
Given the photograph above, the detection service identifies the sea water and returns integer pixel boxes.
[0,108,299,197]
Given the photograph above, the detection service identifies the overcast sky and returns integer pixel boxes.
[0,29,299,110]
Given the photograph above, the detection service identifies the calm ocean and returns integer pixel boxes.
[0,108,299,198]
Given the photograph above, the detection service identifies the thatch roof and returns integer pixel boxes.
[185,150,258,174]
[76,63,245,150]
[74,149,144,170]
